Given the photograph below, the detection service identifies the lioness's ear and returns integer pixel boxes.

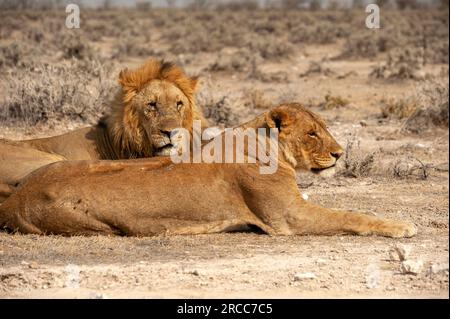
[265,109,292,131]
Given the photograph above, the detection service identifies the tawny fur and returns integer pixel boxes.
[0,59,208,202]
[0,104,417,238]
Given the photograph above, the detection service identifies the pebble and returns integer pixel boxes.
[294,272,316,281]
[190,270,200,276]
[91,292,108,299]
[428,263,449,275]
[315,258,327,265]
[389,244,411,261]
[400,260,423,275]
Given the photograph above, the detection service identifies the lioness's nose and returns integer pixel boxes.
[331,150,344,160]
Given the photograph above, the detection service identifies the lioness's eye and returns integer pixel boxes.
[308,132,317,138]
[148,102,157,111]
[177,101,184,111]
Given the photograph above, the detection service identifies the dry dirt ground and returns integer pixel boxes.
[0,8,448,298]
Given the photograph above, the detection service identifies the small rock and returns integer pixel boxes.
[190,270,200,276]
[90,292,108,299]
[315,258,327,265]
[20,261,29,266]
[359,120,368,127]
[400,260,423,275]
[428,263,449,275]
[389,244,411,261]
[294,272,316,281]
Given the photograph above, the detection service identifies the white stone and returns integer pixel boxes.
[294,272,316,281]
[400,260,423,275]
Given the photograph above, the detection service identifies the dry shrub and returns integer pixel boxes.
[289,21,347,45]
[300,60,334,78]
[339,31,402,59]
[196,79,239,126]
[393,157,431,180]
[320,94,350,110]
[403,75,449,133]
[208,48,260,73]
[57,33,96,61]
[0,43,23,69]
[111,34,157,60]
[370,49,424,80]
[381,96,419,119]
[0,60,116,127]
[245,35,295,61]
[338,138,376,178]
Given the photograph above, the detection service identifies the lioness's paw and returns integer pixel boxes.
[381,221,417,238]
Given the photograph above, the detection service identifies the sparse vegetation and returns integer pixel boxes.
[0,60,116,126]
[403,75,449,133]
[320,94,350,109]
[381,97,419,119]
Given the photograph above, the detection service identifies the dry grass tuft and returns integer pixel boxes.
[381,97,419,119]
[403,75,449,133]
[320,94,350,110]
[0,60,116,127]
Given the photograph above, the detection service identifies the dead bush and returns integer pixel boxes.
[370,49,424,80]
[381,96,419,119]
[208,48,260,73]
[0,43,23,69]
[57,33,96,61]
[245,35,295,60]
[403,76,449,133]
[197,79,239,126]
[339,31,403,59]
[0,60,116,127]
[319,94,350,110]
[338,138,376,178]
[300,60,334,78]
[242,89,273,110]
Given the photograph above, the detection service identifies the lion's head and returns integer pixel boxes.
[265,103,344,172]
[104,59,207,159]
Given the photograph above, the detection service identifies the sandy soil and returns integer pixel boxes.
[0,13,448,298]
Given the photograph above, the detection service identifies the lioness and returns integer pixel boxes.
[0,59,207,202]
[0,104,416,238]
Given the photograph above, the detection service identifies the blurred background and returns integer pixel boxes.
[0,0,448,298]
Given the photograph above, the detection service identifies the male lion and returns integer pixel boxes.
[0,59,207,202]
[0,103,416,238]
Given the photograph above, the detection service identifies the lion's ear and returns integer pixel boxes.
[118,68,137,92]
[265,108,292,131]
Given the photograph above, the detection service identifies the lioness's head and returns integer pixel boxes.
[265,103,344,172]
[105,59,207,158]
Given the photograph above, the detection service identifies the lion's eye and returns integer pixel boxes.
[148,102,157,111]
[177,101,184,111]
[308,132,318,138]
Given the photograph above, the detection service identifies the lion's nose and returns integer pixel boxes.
[331,150,344,160]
